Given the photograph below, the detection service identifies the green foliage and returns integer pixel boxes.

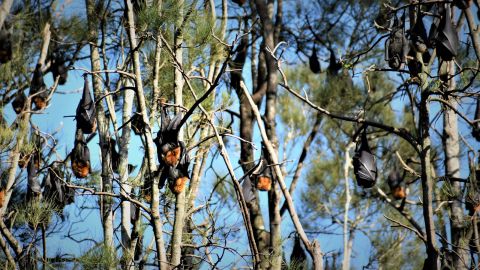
[77,244,118,269]
[15,199,54,230]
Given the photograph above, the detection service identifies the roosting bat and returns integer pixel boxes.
[387,171,406,200]
[70,128,91,178]
[385,18,408,70]
[130,112,146,135]
[430,4,459,61]
[411,10,428,54]
[27,155,42,201]
[109,138,135,174]
[255,159,272,192]
[241,176,256,203]
[309,46,321,74]
[327,48,342,76]
[50,49,68,85]
[352,129,377,188]
[0,29,12,64]
[161,149,190,194]
[290,234,307,269]
[155,106,185,168]
[29,64,48,110]
[11,90,26,114]
[76,77,97,134]
[43,165,75,212]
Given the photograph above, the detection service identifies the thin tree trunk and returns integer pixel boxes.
[170,0,187,266]
[342,143,354,270]
[86,0,114,255]
[124,0,168,268]
[444,63,469,269]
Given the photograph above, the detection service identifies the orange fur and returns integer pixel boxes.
[170,177,189,194]
[0,188,5,208]
[33,97,47,110]
[256,176,271,191]
[72,160,90,178]
[392,186,406,200]
[164,147,182,166]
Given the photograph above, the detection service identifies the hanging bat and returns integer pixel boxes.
[472,97,480,141]
[43,165,74,212]
[0,29,12,64]
[109,138,136,174]
[387,171,406,200]
[29,64,48,110]
[70,128,91,178]
[435,5,459,61]
[50,49,68,85]
[11,90,26,114]
[155,106,185,168]
[76,77,97,134]
[232,0,247,6]
[241,176,256,203]
[411,10,428,54]
[130,112,146,135]
[327,48,342,76]
[407,49,422,79]
[386,18,408,70]
[290,234,307,268]
[309,46,321,74]
[27,155,42,201]
[352,129,377,188]
[161,148,190,194]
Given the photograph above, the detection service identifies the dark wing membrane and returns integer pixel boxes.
[435,5,459,60]
[76,78,96,134]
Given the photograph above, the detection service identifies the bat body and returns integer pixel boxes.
[50,50,68,85]
[432,4,459,61]
[11,91,26,114]
[71,129,91,178]
[327,49,342,76]
[309,46,321,74]
[353,130,377,188]
[290,235,307,269]
[0,29,12,64]
[76,77,97,134]
[43,166,75,212]
[27,155,42,201]
[411,12,428,53]
[155,107,184,167]
[388,171,406,200]
[30,64,48,110]
[162,151,190,194]
[130,112,146,135]
[386,27,408,70]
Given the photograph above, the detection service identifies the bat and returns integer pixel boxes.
[155,106,184,168]
[241,176,256,203]
[435,4,459,61]
[327,48,342,76]
[386,18,408,70]
[163,149,190,194]
[352,129,377,188]
[50,49,68,85]
[27,154,42,201]
[0,29,12,64]
[130,112,146,135]
[29,64,48,110]
[11,91,26,114]
[387,171,406,200]
[290,234,307,268]
[232,0,247,6]
[407,49,422,78]
[43,165,74,211]
[309,46,321,74]
[109,138,136,174]
[70,128,91,178]
[76,77,97,134]
[411,10,428,53]
[472,97,480,141]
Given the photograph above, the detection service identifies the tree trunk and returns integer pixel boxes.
[443,63,469,269]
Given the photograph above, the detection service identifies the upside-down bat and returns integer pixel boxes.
[352,129,377,188]
[70,128,91,178]
[232,0,247,6]
[161,149,190,194]
[387,171,406,200]
[327,48,342,76]
[411,10,428,54]
[29,64,48,110]
[309,46,321,74]
[50,49,68,85]
[472,96,480,141]
[43,165,75,212]
[130,112,146,135]
[290,234,307,269]
[407,49,422,79]
[155,106,185,168]
[255,160,272,192]
[241,175,256,203]
[0,29,12,64]
[430,4,459,61]
[11,90,26,114]
[27,155,42,201]
[109,138,136,174]
[385,18,408,70]
[76,77,97,134]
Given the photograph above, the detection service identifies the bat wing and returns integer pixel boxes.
[436,6,459,60]
[241,176,256,203]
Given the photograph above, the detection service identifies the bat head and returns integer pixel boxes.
[392,186,406,200]
[256,176,271,191]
